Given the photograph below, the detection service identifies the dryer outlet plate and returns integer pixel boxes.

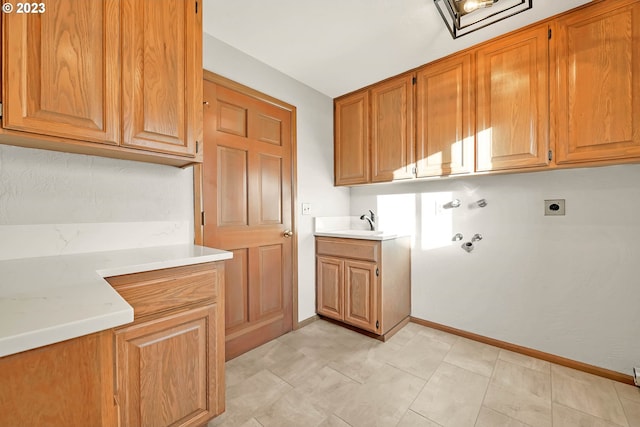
[545,199,565,216]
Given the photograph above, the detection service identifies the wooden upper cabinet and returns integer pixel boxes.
[416,54,474,177]
[335,90,370,186]
[3,0,120,145]
[371,74,415,182]
[476,24,550,172]
[1,0,202,165]
[121,0,202,157]
[553,0,640,164]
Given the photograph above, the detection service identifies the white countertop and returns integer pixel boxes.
[314,230,400,240]
[0,244,232,358]
[313,216,406,241]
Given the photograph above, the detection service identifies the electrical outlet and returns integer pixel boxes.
[302,203,311,215]
[544,199,565,216]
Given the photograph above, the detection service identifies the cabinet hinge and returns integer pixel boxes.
[195,0,198,13]
[113,394,120,407]
[548,150,553,161]
[376,320,379,329]
[375,267,379,277]
[412,76,417,85]
[548,28,552,39]
[201,211,205,226]
[0,102,3,118]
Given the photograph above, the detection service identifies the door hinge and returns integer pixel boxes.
[201,211,205,226]
[195,0,198,13]
[375,267,379,277]
[412,76,417,85]
[376,320,379,329]
[196,141,199,153]
[548,28,552,39]
[548,150,553,161]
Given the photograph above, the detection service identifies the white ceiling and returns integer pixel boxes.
[202,0,591,98]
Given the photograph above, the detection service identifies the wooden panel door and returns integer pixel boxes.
[344,260,378,333]
[554,0,640,164]
[476,24,550,171]
[115,304,221,427]
[203,76,294,360]
[2,0,119,145]
[334,90,370,185]
[371,74,415,182]
[316,256,344,321]
[416,54,475,177]
[121,0,202,156]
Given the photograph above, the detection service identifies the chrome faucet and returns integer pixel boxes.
[360,210,376,231]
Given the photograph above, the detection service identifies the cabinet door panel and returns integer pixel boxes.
[476,25,550,171]
[225,249,249,333]
[554,0,640,163]
[371,74,415,182]
[3,0,119,144]
[115,304,222,427]
[317,256,344,320]
[121,0,202,156]
[416,54,474,177]
[334,90,370,185]
[344,260,378,333]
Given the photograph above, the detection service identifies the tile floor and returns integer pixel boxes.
[208,320,640,427]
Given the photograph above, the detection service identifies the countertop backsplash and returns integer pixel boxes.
[0,221,190,261]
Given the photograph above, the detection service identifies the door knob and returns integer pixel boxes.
[283,230,293,238]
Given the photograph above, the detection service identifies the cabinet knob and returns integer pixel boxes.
[283,230,293,238]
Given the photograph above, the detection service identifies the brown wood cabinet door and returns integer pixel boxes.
[371,74,415,182]
[334,90,370,185]
[121,0,202,156]
[554,0,640,164]
[2,0,120,145]
[202,77,294,360]
[316,256,344,321]
[115,304,222,427]
[416,54,475,177]
[344,260,378,333]
[476,24,550,171]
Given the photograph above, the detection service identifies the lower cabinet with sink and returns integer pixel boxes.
[315,235,411,339]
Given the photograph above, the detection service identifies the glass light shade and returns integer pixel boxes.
[435,0,533,38]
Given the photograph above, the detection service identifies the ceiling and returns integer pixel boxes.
[202,0,591,98]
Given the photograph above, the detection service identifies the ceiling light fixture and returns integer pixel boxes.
[434,0,533,39]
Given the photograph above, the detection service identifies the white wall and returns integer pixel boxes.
[351,164,640,375]
[202,34,350,322]
[0,145,193,260]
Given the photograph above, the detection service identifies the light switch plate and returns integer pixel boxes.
[302,203,311,215]
[545,199,565,216]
